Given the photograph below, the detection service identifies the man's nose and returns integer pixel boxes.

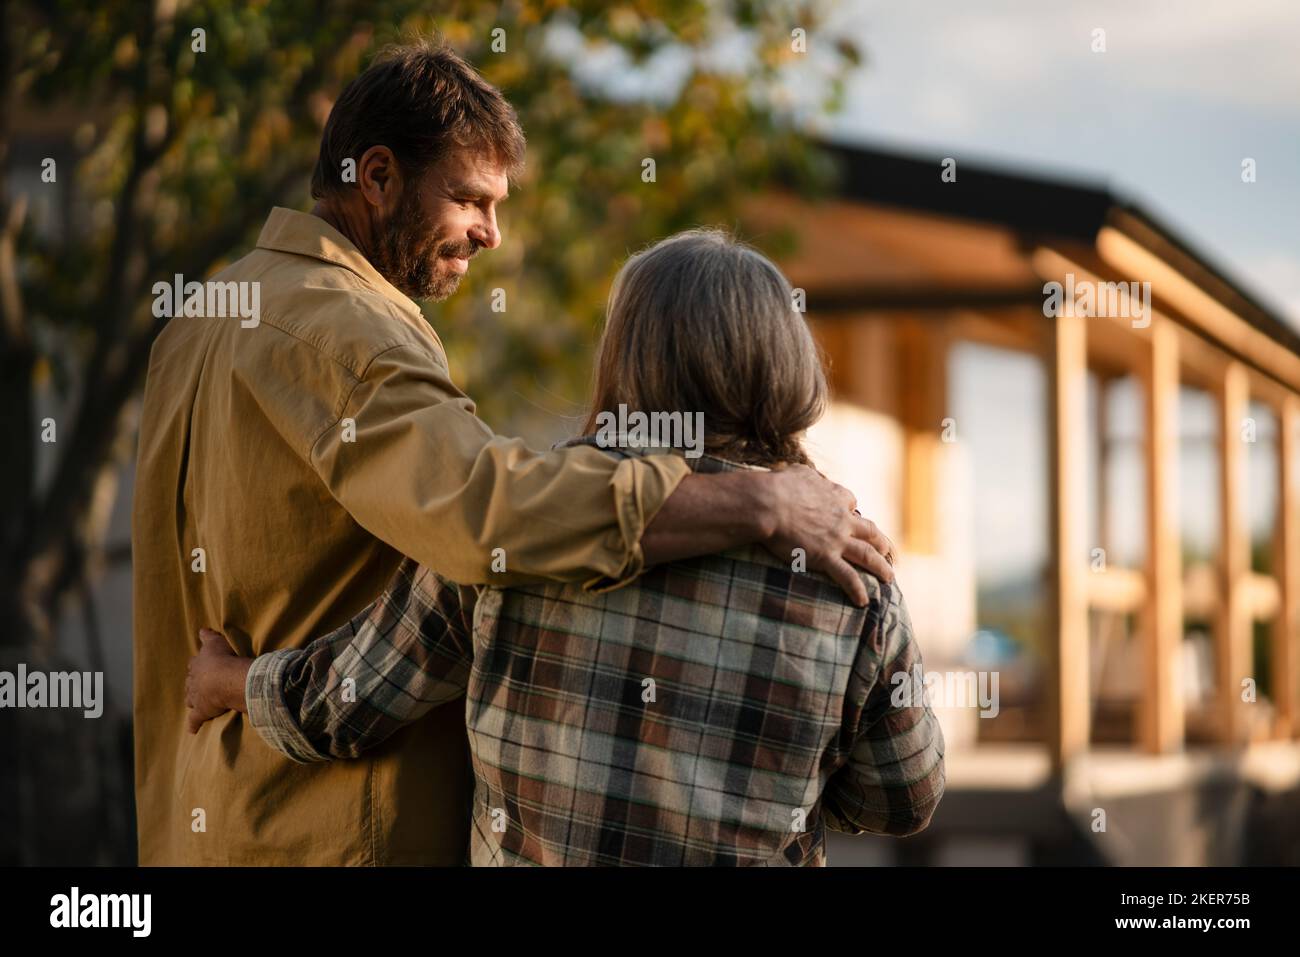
[469,209,501,250]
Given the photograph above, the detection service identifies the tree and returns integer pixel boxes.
[0,0,858,863]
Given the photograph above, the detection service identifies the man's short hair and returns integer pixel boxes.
[310,37,525,200]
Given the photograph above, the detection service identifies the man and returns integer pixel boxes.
[133,39,893,865]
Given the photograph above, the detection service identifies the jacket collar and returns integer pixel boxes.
[255,206,421,317]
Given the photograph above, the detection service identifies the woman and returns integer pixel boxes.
[186,228,945,866]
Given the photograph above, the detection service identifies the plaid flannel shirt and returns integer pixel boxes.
[245,440,945,866]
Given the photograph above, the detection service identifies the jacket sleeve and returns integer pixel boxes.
[311,343,690,591]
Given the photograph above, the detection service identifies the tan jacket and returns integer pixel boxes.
[132,207,689,864]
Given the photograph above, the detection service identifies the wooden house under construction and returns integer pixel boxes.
[745,141,1300,865]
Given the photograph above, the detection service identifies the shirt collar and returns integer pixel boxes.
[254,206,421,318]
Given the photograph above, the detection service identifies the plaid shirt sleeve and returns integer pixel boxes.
[244,557,475,764]
[822,586,946,836]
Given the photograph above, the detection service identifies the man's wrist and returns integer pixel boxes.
[642,467,783,566]
[741,470,781,543]
[224,658,253,714]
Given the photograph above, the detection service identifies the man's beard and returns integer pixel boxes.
[371,194,474,302]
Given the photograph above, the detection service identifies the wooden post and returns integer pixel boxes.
[1217,362,1252,743]
[897,317,948,554]
[1139,318,1184,752]
[1275,396,1300,737]
[1047,310,1090,766]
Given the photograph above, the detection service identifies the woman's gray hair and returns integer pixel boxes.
[582,228,827,467]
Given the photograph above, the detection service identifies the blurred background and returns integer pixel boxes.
[2,0,1298,865]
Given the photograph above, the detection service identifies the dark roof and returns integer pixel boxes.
[820,139,1114,244]
[815,138,1299,353]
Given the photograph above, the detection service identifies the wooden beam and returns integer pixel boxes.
[1246,366,1293,409]
[803,283,1044,313]
[1216,361,1253,743]
[1173,323,1228,391]
[1246,573,1281,623]
[1030,247,1152,342]
[1098,226,1300,394]
[1276,396,1300,737]
[1183,563,1220,620]
[950,310,1041,355]
[1047,309,1090,766]
[808,317,852,399]
[1086,567,1147,613]
[1139,318,1185,753]
[1027,246,1225,403]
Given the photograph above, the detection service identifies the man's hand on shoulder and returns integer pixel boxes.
[757,464,895,606]
[641,463,895,607]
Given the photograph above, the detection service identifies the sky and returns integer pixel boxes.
[822,0,1300,322]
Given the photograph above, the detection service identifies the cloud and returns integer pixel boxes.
[836,0,1300,114]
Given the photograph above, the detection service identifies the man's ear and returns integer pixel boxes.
[356,144,402,210]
